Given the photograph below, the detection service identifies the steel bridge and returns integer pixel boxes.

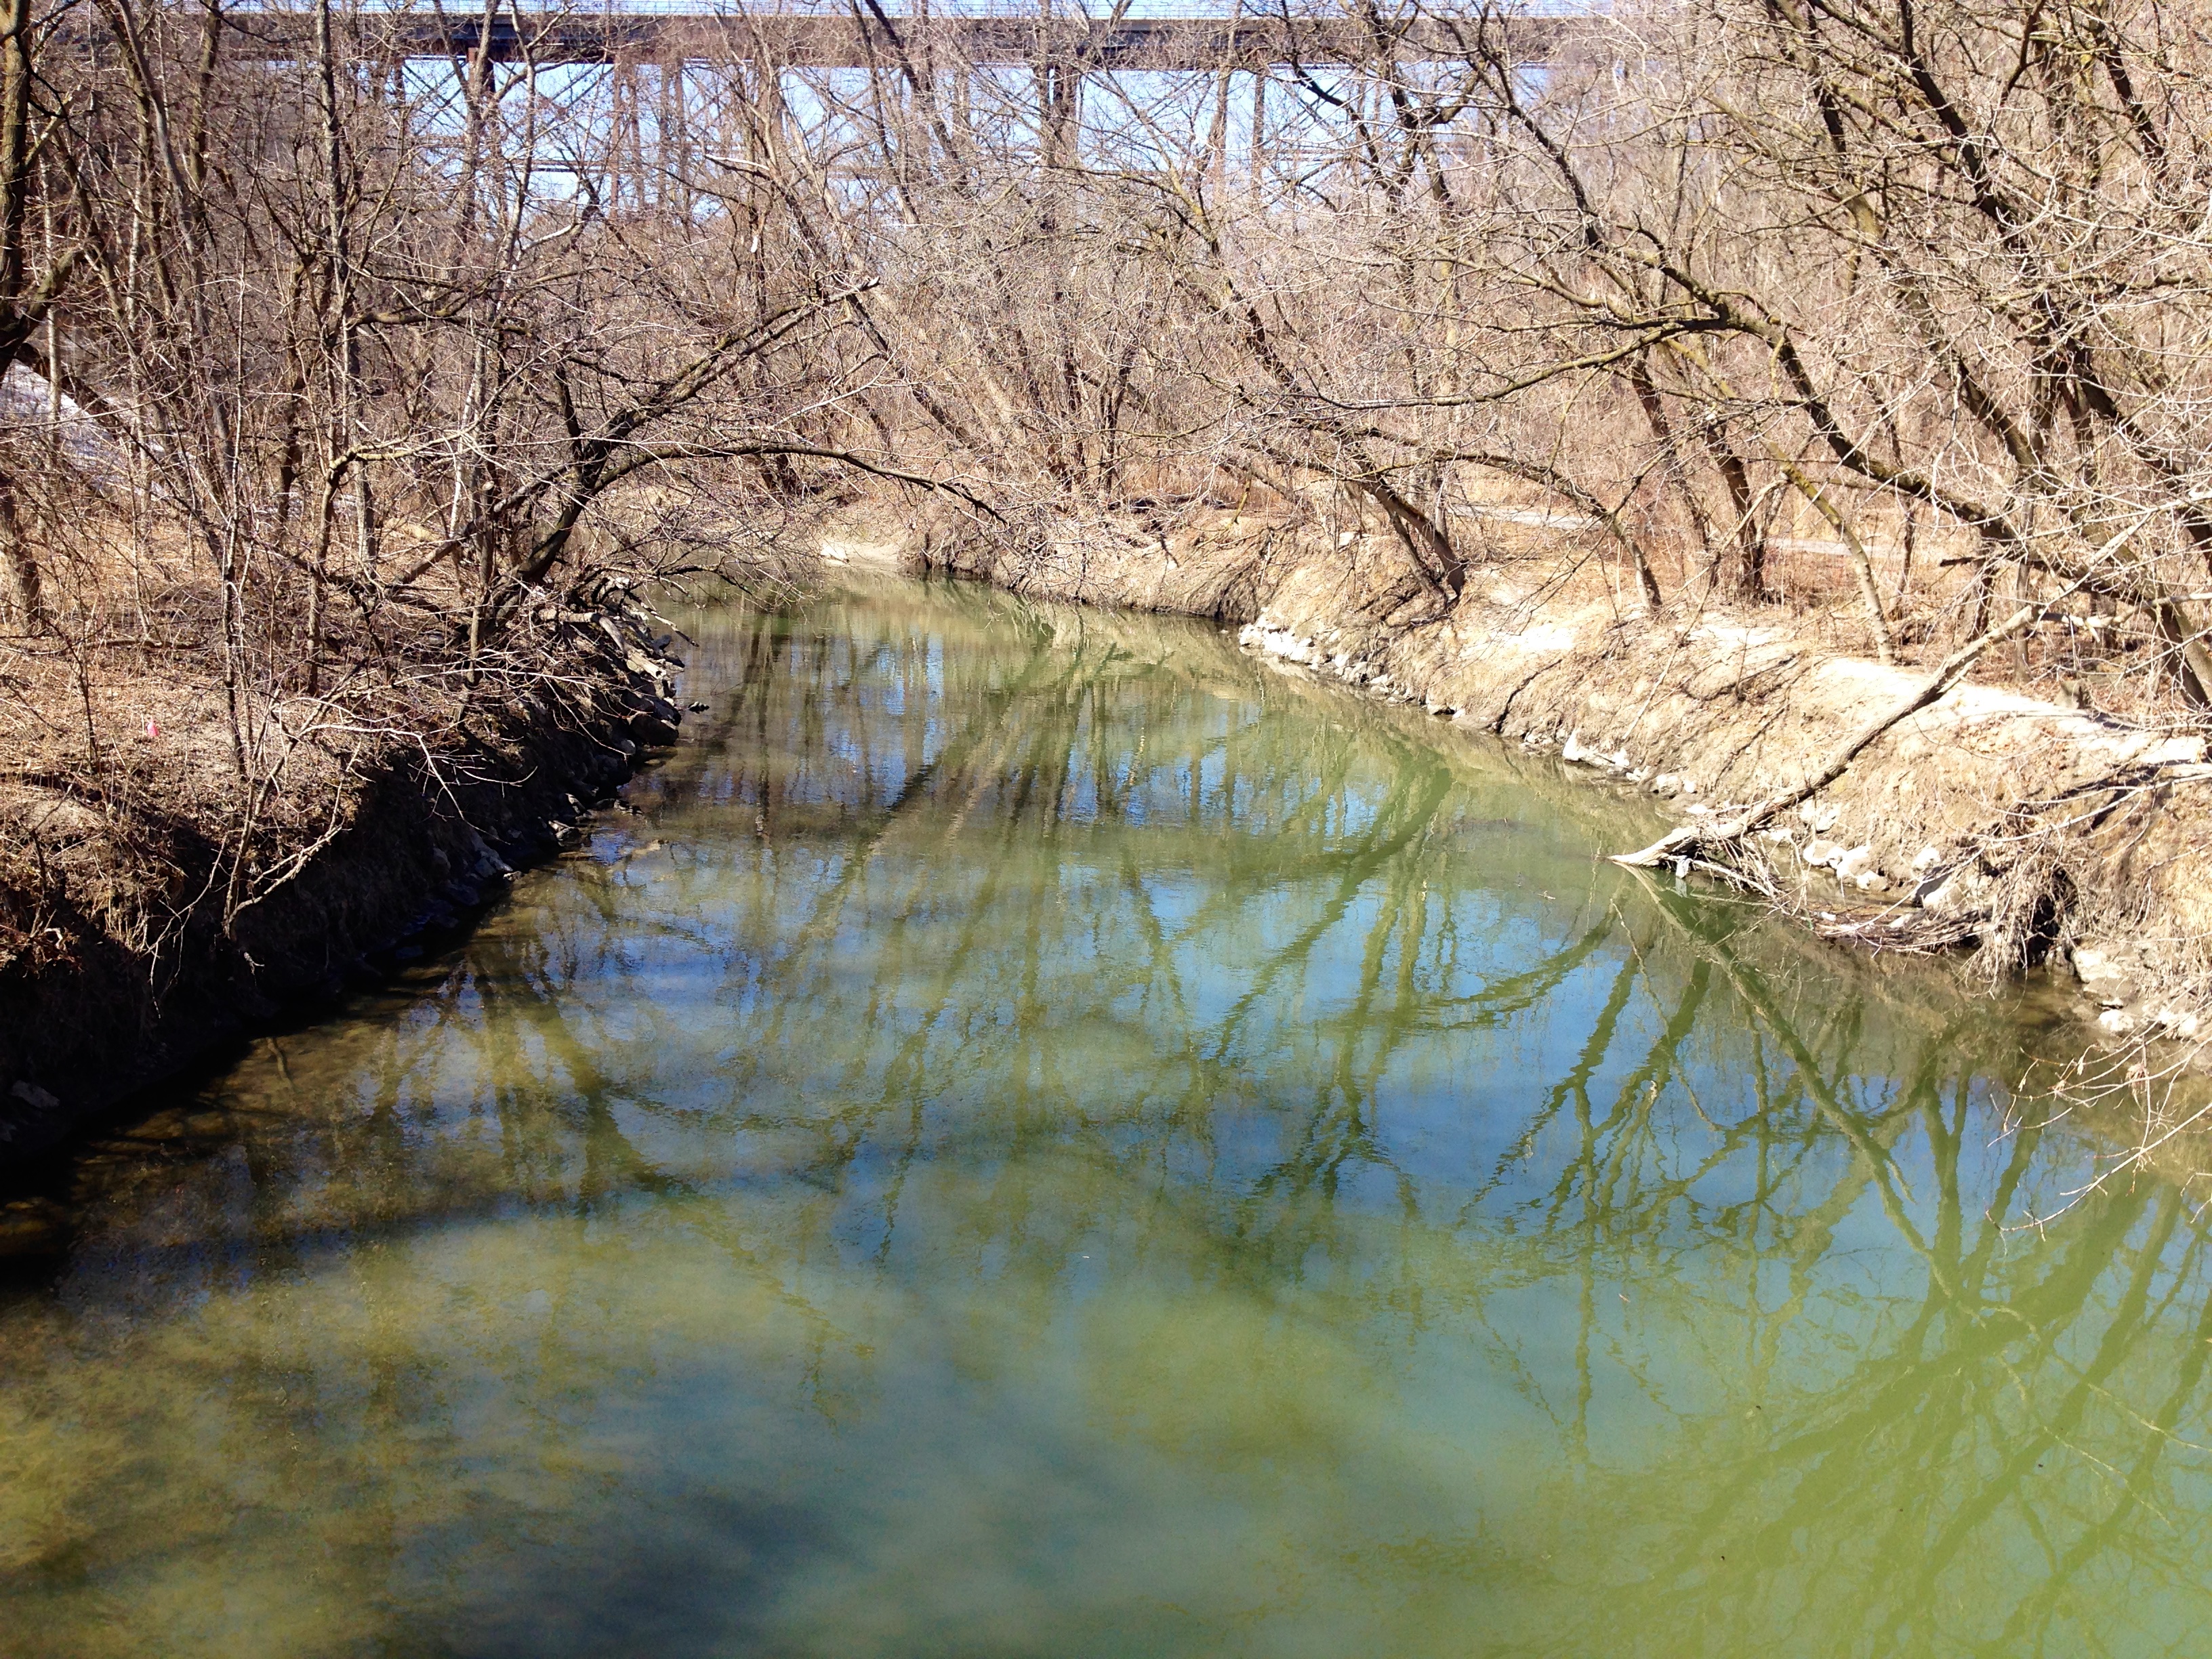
[209,8,1579,68]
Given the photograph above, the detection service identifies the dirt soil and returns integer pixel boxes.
[0,608,685,1162]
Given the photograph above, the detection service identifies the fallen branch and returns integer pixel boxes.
[1612,571,2100,872]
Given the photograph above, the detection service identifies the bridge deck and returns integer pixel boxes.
[205,10,1577,67]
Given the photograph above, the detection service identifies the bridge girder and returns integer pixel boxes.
[204,10,1576,70]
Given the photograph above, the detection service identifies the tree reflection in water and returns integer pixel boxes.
[1,576,2207,1658]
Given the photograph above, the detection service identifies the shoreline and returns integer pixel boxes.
[874,501,2212,1052]
[0,609,685,1164]
[14,520,2210,1176]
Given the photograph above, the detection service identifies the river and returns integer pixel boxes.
[3,575,2208,1656]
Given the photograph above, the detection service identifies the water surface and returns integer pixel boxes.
[3,577,2207,1657]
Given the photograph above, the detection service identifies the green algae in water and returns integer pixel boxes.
[3,576,2210,1657]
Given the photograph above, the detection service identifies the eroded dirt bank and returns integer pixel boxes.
[18,506,2209,1172]
[835,500,2212,1049]
[0,613,685,1163]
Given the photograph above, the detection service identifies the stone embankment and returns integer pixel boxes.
[835,500,2212,1046]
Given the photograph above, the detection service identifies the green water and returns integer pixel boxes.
[3,577,2208,1658]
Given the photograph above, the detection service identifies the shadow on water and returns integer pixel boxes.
[2,575,2208,1658]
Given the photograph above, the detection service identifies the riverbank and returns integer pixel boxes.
[0,602,684,1162]
[834,497,2212,1059]
[15,505,2209,1168]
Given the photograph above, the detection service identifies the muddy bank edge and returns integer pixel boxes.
[0,619,686,1162]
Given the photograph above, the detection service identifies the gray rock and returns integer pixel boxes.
[1833,844,1877,882]
[1796,800,1840,833]
[2072,945,2140,1006]
[1921,864,1994,917]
